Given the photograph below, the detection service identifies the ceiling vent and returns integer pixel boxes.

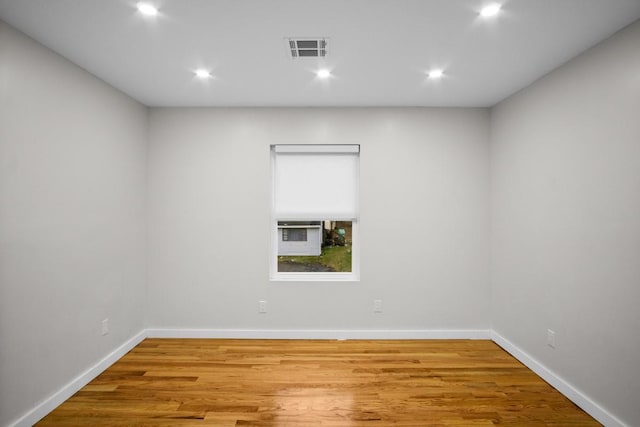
[286,38,328,59]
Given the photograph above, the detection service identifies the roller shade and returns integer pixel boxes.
[273,145,359,220]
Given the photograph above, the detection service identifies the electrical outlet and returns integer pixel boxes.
[101,318,109,336]
[547,329,556,348]
[259,300,267,314]
[373,299,383,313]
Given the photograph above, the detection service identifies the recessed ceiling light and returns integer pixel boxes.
[316,69,331,79]
[480,3,501,17]
[136,2,158,16]
[428,69,444,79]
[195,69,212,79]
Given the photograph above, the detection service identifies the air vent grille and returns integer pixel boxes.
[286,38,328,59]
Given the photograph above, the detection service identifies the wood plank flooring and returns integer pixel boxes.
[36,339,600,426]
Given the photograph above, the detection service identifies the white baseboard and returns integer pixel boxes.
[146,328,491,340]
[490,330,627,427]
[9,330,146,427]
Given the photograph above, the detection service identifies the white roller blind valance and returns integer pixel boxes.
[273,145,359,220]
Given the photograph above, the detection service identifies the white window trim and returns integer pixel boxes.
[270,144,360,282]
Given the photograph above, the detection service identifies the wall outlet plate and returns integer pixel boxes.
[374,299,383,313]
[259,300,267,314]
[101,318,109,336]
[547,329,556,348]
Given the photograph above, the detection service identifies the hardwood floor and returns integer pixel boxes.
[36,339,600,426]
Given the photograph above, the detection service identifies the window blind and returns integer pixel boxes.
[272,145,359,220]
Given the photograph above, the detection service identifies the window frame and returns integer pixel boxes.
[270,145,360,282]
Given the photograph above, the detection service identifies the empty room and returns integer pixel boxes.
[1,0,639,426]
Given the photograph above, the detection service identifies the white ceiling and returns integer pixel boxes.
[1,0,639,107]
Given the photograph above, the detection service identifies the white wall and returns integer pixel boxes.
[490,20,640,427]
[0,21,147,426]
[148,108,490,332]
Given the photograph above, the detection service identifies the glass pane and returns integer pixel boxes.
[277,220,352,273]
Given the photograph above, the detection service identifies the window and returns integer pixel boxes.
[282,228,307,242]
[271,145,359,281]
